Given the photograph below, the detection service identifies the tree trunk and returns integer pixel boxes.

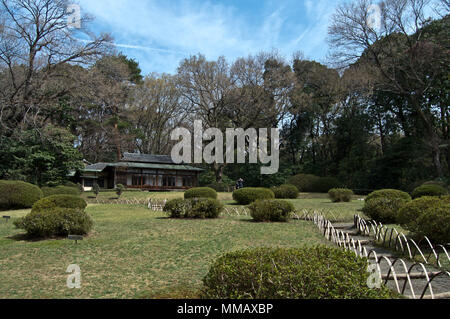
[113,123,122,162]
[213,163,225,183]
[409,96,444,178]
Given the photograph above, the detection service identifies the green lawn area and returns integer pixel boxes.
[0,204,330,299]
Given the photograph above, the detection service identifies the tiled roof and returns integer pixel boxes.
[82,161,203,173]
[84,163,110,172]
[111,162,204,172]
[121,153,175,164]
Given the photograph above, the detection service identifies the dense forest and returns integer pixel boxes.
[0,0,448,192]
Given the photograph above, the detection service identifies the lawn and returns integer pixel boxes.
[0,204,329,299]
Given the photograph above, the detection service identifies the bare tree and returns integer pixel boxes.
[0,0,110,132]
[129,73,185,155]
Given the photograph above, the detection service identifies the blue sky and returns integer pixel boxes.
[78,0,342,75]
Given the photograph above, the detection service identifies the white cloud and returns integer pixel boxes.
[78,0,340,73]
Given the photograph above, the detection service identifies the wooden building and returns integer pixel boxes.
[77,153,203,191]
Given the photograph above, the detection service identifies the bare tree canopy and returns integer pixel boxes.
[0,0,110,131]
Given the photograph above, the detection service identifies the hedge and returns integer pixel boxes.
[363,189,412,224]
[365,189,412,203]
[232,188,275,205]
[310,177,342,193]
[184,187,218,200]
[286,174,319,192]
[41,185,81,197]
[398,197,449,243]
[328,188,354,203]
[14,208,93,238]
[271,184,299,199]
[202,246,396,299]
[164,198,223,219]
[411,184,448,199]
[206,182,232,192]
[0,180,43,210]
[249,200,295,222]
[32,195,87,213]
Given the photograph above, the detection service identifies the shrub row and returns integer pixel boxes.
[249,200,295,222]
[0,180,43,210]
[41,185,81,197]
[184,187,218,200]
[287,174,341,193]
[271,184,299,199]
[164,198,223,219]
[202,246,395,299]
[232,188,275,205]
[328,188,354,202]
[363,189,449,244]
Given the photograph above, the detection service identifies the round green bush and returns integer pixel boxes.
[249,200,295,222]
[232,188,275,205]
[164,198,223,219]
[414,205,449,244]
[328,188,354,203]
[363,190,412,224]
[206,182,231,192]
[32,195,87,213]
[184,187,218,200]
[286,174,319,192]
[398,197,449,243]
[64,181,78,188]
[271,184,299,199]
[202,246,396,299]
[0,180,43,210]
[310,177,342,193]
[365,189,412,203]
[362,197,409,224]
[14,208,93,238]
[422,180,449,189]
[411,184,448,199]
[41,185,81,197]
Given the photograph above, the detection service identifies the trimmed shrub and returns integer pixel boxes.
[32,195,87,213]
[328,188,354,203]
[398,197,450,243]
[365,189,412,203]
[422,180,449,189]
[411,184,448,199]
[363,189,412,224]
[232,188,275,205]
[414,205,449,244]
[93,182,100,197]
[116,184,125,198]
[286,174,319,192]
[206,182,231,192]
[310,177,342,193]
[362,197,409,224]
[271,184,299,199]
[0,180,43,210]
[64,181,78,188]
[202,246,395,299]
[14,208,93,238]
[249,200,295,222]
[41,185,80,197]
[185,187,218,200]
[164,198,223,219]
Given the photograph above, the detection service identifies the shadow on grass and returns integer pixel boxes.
[6,233,66,242]
[136,287,201,299]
